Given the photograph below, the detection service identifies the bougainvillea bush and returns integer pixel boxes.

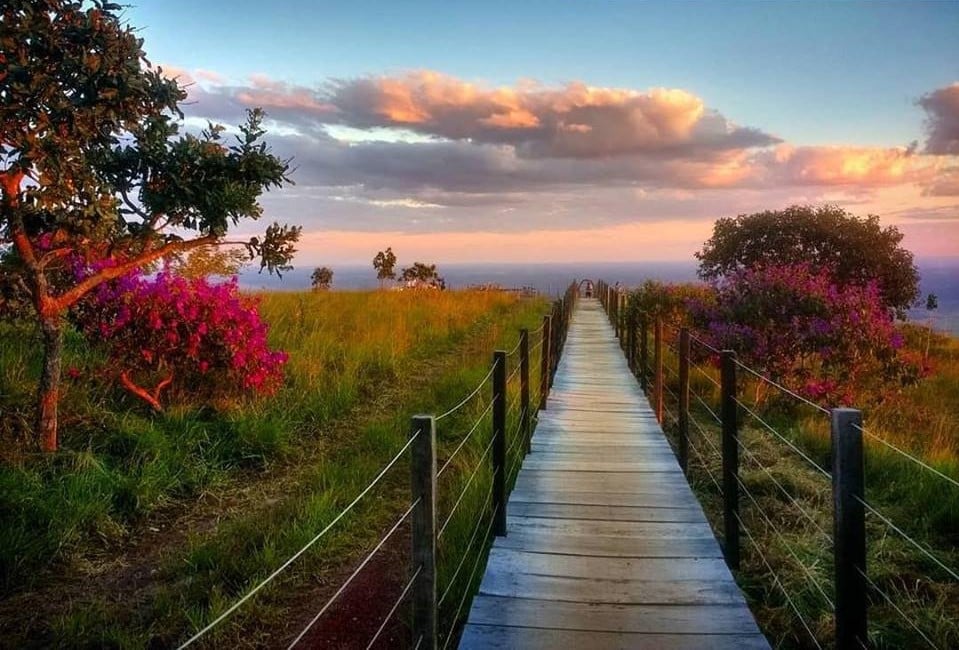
[74,268,287,410]
[688,263,925,405]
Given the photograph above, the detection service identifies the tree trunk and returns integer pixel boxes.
[37,316,63,452]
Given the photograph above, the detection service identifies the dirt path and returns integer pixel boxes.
[0,311,508,648]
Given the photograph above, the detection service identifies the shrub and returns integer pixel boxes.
[74,270,287,410]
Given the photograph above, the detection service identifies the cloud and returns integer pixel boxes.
[919,83,959,155]
[753,144,936,187]
[922,166,959,196]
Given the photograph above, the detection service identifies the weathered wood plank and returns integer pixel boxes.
[492,531,723,558]
[459,625,770,650]
[468,596,762,634]
[507,501,707,523]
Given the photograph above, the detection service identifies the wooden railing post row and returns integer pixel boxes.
[492,350,507,536]
[409,414,437,649]
[720,350,740,570]
[539,315,551,411]
[549,302,559,387]
[831,408,867,648]
[653,317,664,422]
[639,317,649,393]
[627,310,637,373]
[678,328,690,474]
[519,329,531,455]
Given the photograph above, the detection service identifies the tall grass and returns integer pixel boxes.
[0,290,519,595]
[0,289,548,647]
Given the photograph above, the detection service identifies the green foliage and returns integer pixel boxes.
[167,246,248,279]
[695,205,920,315]
[310,266,333,291]
[625,279,713,327]
[400,261,445,289]
[372,246,397,285]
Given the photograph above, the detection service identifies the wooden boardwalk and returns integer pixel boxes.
[459,298,769,649]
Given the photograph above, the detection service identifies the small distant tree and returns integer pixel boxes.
[311,266,334,291]
[0,2,300,450]
[400,262,445,289]
[696,205,920,316]
[372,247,397,288]
[168,245,249,279]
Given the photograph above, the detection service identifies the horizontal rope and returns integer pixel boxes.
[736,512,824,650]
[438,433,497,539]
[287,498,421,648]
[177,430,421,648]
[689,333,721,355]
[734,397,831,479]
[366,564,422,650]
[854,423,959,490]
[437,366,497,422]
[437,398,495,479]
[442,503,499,650]
[858,566,939,649]
[438,480,496,606]
[857,496,959,581]
[734,473,835,610]
[687,436,723,496]
[732,359,830,415]
[690,387,722,425]
[737,438,833,544]
[690,359,721,389]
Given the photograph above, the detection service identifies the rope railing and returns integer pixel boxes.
[177,430,422,649]
[598,285,957,649]
[175,281,581,650]
[287,497,421,648]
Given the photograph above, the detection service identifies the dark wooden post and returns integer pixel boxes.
[678,328,690,474]
[640,318,649,393]
[832,408,867,649]
[653,317,664,422]
[520,329,531,455]
[492,350,507,536]
[626,312,637,373]
[539,315,551,410]
[409,415,437,649]
[720,350,740,570]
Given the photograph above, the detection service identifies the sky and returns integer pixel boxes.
[126,1,959,264]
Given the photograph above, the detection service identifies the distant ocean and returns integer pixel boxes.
[240,259,959,336]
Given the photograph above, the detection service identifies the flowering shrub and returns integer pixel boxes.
[688,263,922,405]
[74,269,287,410]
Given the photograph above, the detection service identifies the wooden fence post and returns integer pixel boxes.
[720,350,740,570]
[627,312,636,373]
[539,315,551,411]
[409,415,437,649]
[492,351,507,537]
[640,318,649,393]
[832,408,867,648]
[653,317,664,422]
[520,329,531,455]
[678,328,690,474]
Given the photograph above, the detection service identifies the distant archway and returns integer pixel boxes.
[578,278,594,298]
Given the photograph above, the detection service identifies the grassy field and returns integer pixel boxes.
[655,325,959,649]
[0,289,549,647]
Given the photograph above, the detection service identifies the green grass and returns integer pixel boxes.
[0,289,548,647]
[656,326,959,649]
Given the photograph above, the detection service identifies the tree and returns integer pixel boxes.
[400,262,445,289]
[0,1,300,450]
[695,205,920,315]
[689,263,921,405]
[372,247,397,288]
[167,245,248,279]
[311,266,333,291]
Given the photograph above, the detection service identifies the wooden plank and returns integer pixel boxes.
[459,625,770,650]
[493,531,723,559]
[507,501,707,523]
[468,596,762,634]
[507,489,701,508]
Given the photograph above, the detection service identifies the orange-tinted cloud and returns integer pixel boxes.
[321,71,778,158]
[751,144,937,188]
